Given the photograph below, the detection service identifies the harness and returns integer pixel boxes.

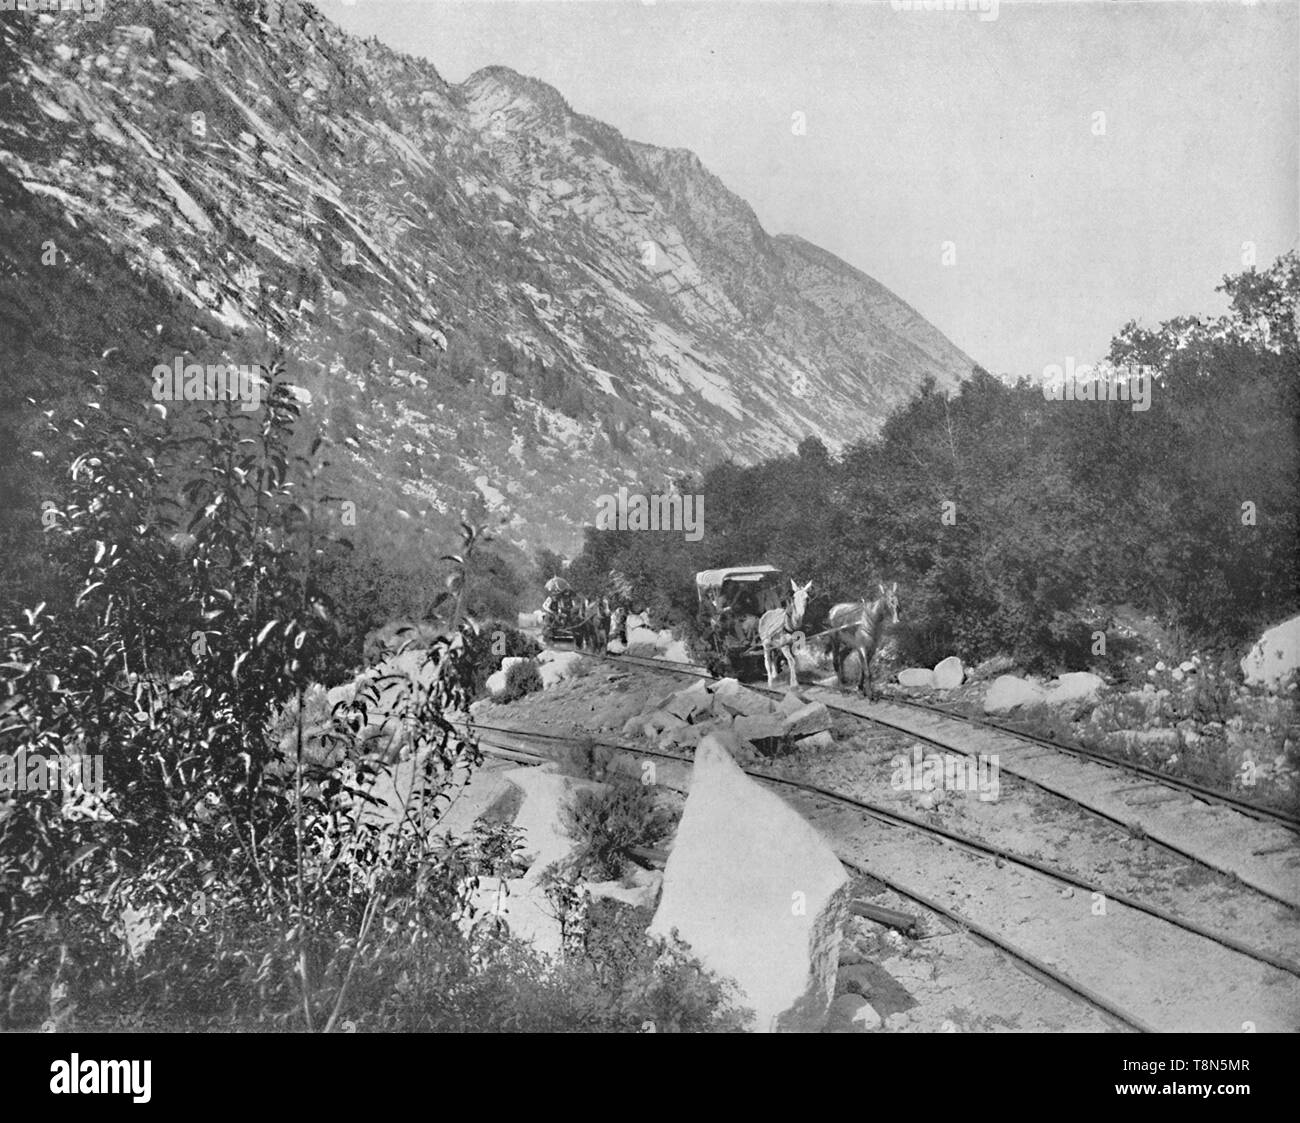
[795,601,887,648]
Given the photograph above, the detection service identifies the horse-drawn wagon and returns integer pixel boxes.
[540,576,583,645]
[540,577,611,652]
[693,565,791,679]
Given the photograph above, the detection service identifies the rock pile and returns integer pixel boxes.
[621,677,834,756]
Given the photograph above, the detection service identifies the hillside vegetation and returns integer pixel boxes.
[568,255,1300,675]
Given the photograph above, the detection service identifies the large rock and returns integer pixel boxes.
[714,686,776,718]
[1241,614,1300,689]
[536,649,584,688]
[733,712,787,747]
[625,625,662,651]
[782,701,832,740]
[462,766,603,957]
[777,690,811,714]
[897,668,935,688]
[661,639,693,664]
[983,674,1048,714]
[649,735,851,1032]
[665,719,734,750]
[824,993,881,1033]
[932,657,964,690]
[640,710,687,738]
[664,683,715,722]
[486,655,530,698]
[1046,671,1105,714]
[586,867,664,910]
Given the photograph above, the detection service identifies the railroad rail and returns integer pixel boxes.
[892,695,1300,833]
[459,713,1300,982]
[587,649,1300,909]
[459,721,1151,1032]
[603,649,1299,831]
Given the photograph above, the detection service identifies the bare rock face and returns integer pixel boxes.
[650,734,851,1032]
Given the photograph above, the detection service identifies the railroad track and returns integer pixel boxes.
[457,714,1300,1032]
[591,649,1300,910]
[603,649,1298,828]
[892,696,1300,833]
[459,722,1147,1032]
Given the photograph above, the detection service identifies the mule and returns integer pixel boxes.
[759,579,812,688]
[826,582,899,699]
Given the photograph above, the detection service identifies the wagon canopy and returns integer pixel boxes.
[694,565,782,595]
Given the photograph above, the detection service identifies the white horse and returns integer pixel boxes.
[759,579,812,688]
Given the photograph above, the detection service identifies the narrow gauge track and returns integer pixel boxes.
[458,721,1150,1032]
[458,714,1300,982]
[603,650,1298,830]
[892,697,1300,833]
[590,649,1300,910]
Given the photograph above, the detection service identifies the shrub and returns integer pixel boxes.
[466,624,541,698]
[560,783,676,881]
[501,658,543,702]
[564,736,616,782]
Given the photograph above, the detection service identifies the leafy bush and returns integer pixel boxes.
[466,625,541,698]
[560,783,676,881]
[501,658,543,702]
[0,387,485,1031]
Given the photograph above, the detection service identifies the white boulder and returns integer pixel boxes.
[649,735,851,1032]
[486,655,530,697]
[1241,614,1300,689]
[983,674,1048,714]
[932,657,965,690]
[536,649,583,688]
[661,639,692,664]
[898,668,935,688]
[626,625,661,650]
[1046,671,1106,709]
[586,868,664,910]
[462,766,603,957]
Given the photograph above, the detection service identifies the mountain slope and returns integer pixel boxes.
[0,0,974,556]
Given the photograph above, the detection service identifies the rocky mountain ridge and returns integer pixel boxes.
[0,0,975,555]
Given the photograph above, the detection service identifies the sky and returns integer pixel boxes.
[317,0,1299,378]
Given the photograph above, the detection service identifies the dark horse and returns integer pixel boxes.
[826,583,899,699]
[575,596,611,653]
